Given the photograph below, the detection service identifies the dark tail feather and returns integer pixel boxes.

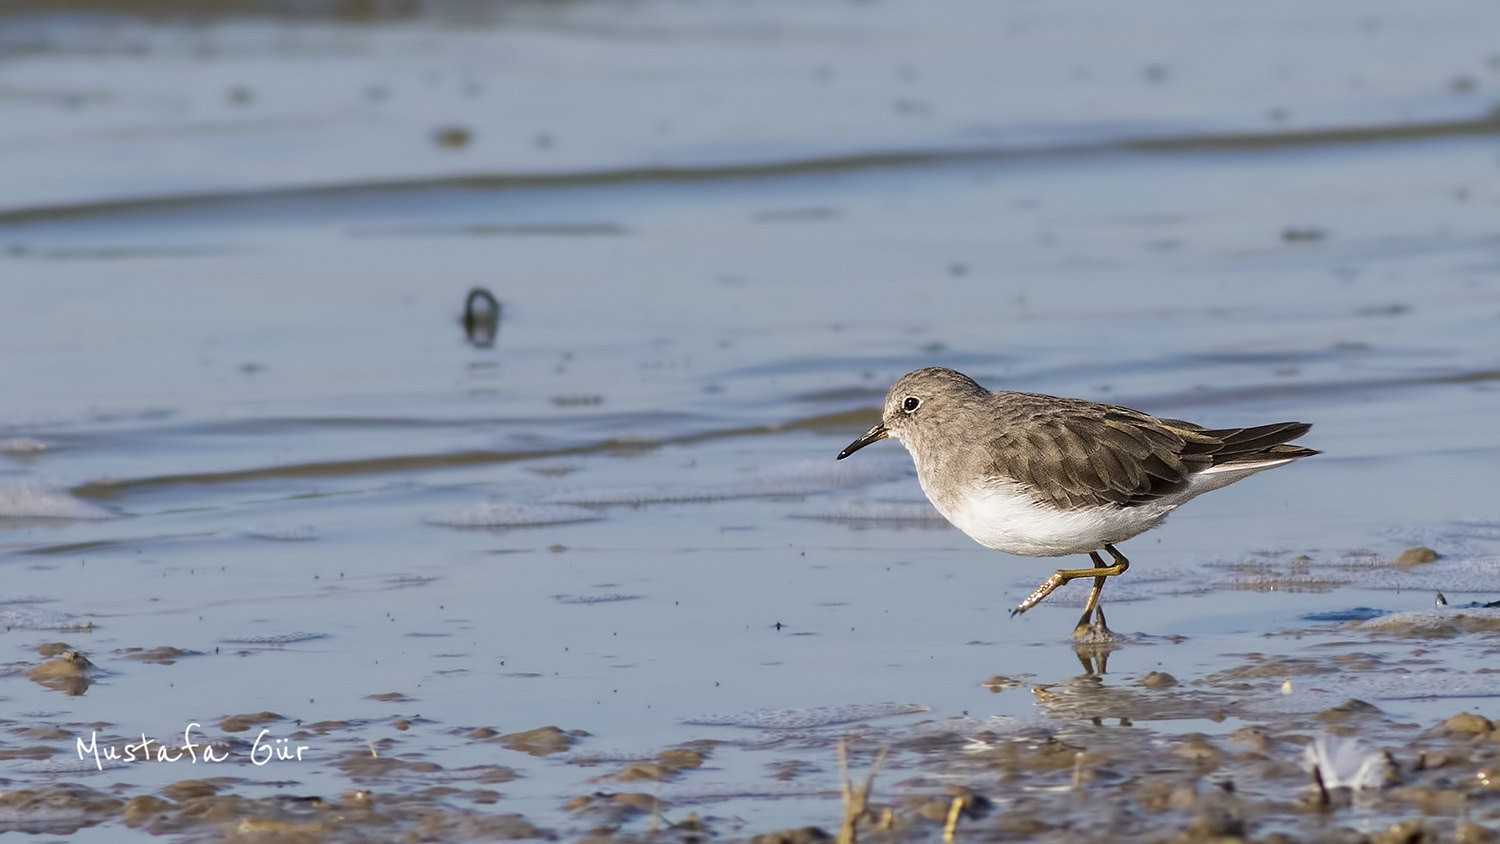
[1201,421,1318,466]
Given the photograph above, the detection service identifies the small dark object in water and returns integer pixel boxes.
[434,125,472,148]
[463,287,501,348]
[1282,226,1326,242]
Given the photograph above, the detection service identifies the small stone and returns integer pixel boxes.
[433,126,472,149]
[899,795,957,823]
[1372,818,1432,844]
[1187,805,1244,838]
[746,827,832,844]
[657,748,705,770]
[981,674,1024,693]
[499,725,574,757]
[161,780,217,802]
[1455,822,1497,843]
[13,727,69,740]
[1174,735,1224,768]
[613,793,657,810]
[1227,726,1273,752]
[616,762,672,782]
[1445,712,1493,734]
[1139,671,1177,689]
[219,711,281,733]
[675,812,706,832]
[1167,785,1197,809]
[1315,698,1382,723]
[27,651,94,680]
[1396,547,1440,566]
[121,645,202,664]
[1020,738,1084,771]
[122,795,172,827]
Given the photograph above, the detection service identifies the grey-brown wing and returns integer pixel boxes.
[983,403,1209,509]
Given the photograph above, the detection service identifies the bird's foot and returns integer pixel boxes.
[1011,571,1068,617]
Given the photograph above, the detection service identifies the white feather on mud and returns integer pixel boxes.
[1300,734,1396,790]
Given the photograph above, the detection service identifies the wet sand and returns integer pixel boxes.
[4,1,1500,841]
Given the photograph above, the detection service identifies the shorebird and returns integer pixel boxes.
[838,367,1318,637]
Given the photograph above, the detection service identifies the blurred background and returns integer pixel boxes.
[3,1,1500,840]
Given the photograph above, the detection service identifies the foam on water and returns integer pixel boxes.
[1357,557,1500,594]
[7,758,121,775]
[1238,671,1500,717]
[1384,527,1483,558]
[1444,519,1500,541]
[0,486,114,521]
[1221,574,1355,591]
[242,525,317,541]
[911,713,1044,738]
[1360,606,1500,635]
[552,594,641,605]
[0,605,82,630]
[221,632,330,644]
[683,703,930,729]
[428,501,603,527]
[1338,671,1500,700]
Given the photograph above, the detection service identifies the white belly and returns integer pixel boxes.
[932,481,1178,557]
[900,432,1296,558]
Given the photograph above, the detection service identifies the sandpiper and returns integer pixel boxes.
[837,367,1317,637]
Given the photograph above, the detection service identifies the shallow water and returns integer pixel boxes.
[4,2,1500,841]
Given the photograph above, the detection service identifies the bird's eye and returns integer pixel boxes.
[902,396,921,412]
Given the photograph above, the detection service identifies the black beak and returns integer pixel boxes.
[837,423,889,460]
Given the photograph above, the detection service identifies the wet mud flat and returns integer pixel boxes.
[7,625,1500,844]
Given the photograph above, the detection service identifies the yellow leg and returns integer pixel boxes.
[1011,544,1131,619]
[1072,571,1110,636]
